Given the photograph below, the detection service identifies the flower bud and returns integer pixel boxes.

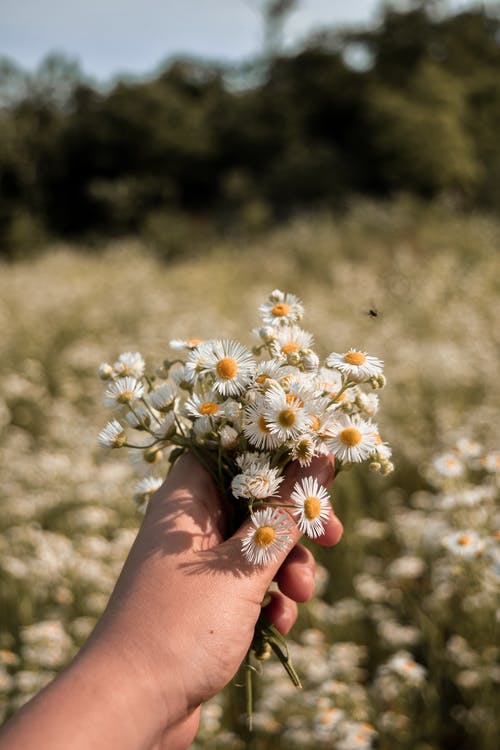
[98,363,113,380]
[144,445,163,464]
[287,352,301,366]
[370,374,387,390]
[380,461,394,475]
[258,326,276,343]
[255,642,272,660]
[301,349,319,373]
[220,425,239,449]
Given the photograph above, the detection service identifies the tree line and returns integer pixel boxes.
[1,3,500,257]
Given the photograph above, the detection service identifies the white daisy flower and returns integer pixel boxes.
[433,452,465,478]
[263,383,309,442]
[259,290,304,327]
[98,419,126,449]
[291,476,331,538]
[443,530,485,559]
[291,434,316,466]
[201,339,255,397]
[326,415,378,463]
[271,325,314,360]
[241,508,291,565]
[337,721,377,749]
[184,391,226,435]
[113,352,145,379]
[126,404,157,430]
[104,376,144,407]
[243,400,282,451]
[326,349,383,383]
[236,451,269,471]
[314,707,345,733]
[98,362,113,380]
[169,337,204,351]
[183,341,214,385]
[148,383,177,412]
[384,651,427,685]
[455,438,482,459]
[231,463,284,500]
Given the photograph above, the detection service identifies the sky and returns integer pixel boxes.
[0,0,479,82]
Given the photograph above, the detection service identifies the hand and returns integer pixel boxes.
[0,453,343,750]
[107,452,342,748]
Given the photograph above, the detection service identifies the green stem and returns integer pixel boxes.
[245,650,253,731]
[140,396,162,425]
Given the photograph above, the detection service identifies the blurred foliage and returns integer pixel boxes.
[2,3,500,257]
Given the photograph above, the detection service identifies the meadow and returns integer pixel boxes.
[0,199,499,748]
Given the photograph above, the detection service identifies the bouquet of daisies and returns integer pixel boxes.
[97,289,393,714]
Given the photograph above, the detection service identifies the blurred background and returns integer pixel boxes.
[1,1,499,748]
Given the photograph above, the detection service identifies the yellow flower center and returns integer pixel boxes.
[256,373,270,385]
[254,526,276,547]
[216,356,238,380]
[339,427,362,446]
[458,534,471,546]
[272,302,291,317]
[113,432,126,448]
[404,660,416,671]
[278,408,297,428]
[258,415,271,434]
[304,496,322,519]
[282,342,300,354]
[199,401,218,415]
[186,338,203,347]
[344,351,366,366]
[320,709,341,725]
[117,390,134,403]
[295,439,312,459]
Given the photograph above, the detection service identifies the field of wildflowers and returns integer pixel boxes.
[0,200,499,748]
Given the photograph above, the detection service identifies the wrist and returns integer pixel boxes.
[66,630,181,748]
[0,633,177,750]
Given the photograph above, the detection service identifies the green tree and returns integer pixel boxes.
[366,59,481,197]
